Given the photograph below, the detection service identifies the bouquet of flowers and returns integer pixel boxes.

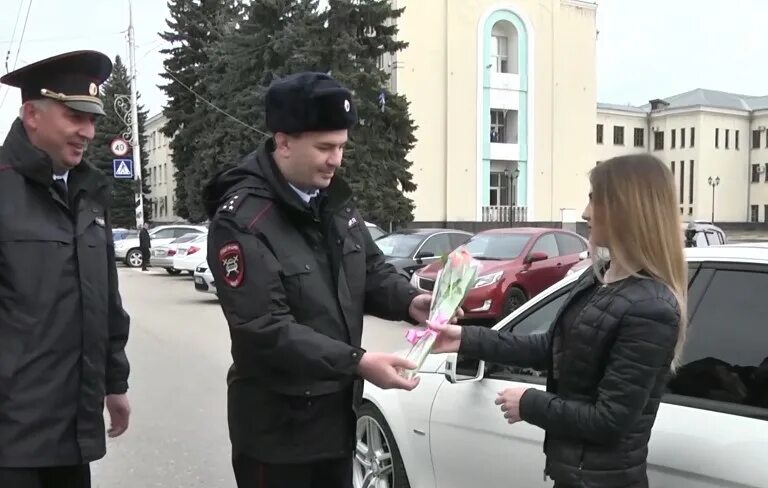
[401,247,479,379]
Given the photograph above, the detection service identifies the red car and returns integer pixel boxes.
[411,228,588,321]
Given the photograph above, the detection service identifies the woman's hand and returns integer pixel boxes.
[495,387,531,424]
[428,320,463,354]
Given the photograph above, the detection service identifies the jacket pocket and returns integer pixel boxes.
[280,256,312,308]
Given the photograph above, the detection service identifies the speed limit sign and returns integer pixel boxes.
[110,137,130,157]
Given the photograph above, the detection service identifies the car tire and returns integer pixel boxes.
[125,248,143,268]
[165,267,182,276]
[354,402,411,488]
[502,286,527,318]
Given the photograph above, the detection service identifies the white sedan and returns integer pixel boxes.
[172,234,207,274]
[357,245,768,488]
[193,262,216,295]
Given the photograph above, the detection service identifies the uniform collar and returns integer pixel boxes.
[53,171,69,184]
[288,183,319,203]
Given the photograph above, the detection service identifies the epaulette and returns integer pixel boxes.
[217,189,252,215]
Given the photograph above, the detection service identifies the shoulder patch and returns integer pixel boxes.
[218,242,245,288]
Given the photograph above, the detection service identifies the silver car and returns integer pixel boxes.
[152,233,203,275]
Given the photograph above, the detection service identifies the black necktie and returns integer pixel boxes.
[52,178,68,202]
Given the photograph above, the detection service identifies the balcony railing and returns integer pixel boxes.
[482,205,528,223]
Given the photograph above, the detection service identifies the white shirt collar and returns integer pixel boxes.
[53,171,69,184]
[288,183,319,203]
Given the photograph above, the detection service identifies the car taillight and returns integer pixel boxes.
[187,246,200,255]
[168,249,176,256]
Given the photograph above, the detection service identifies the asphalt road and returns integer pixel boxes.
[90,266,413,487]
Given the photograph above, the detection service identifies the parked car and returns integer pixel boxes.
[567,221,728,277]
[193,262,216,296]
[172,233,208,274]
[356,245,768,488]
[114,225,207,268]
[365,221,386,241]
[151,232,203,275]
[373,228,473,278]
[412,228,588,320]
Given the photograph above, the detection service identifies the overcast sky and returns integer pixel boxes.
[2,0,767,139]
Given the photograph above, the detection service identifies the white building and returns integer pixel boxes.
[144,113,180,222]
[597,89,768,223]
[384,0,598,224]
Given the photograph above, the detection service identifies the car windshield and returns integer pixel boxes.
[463,233,532,260]
[375,233,423,258]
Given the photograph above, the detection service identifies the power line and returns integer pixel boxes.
[162,69,268,137]
[4,0,25,73]
[0,0,33,113]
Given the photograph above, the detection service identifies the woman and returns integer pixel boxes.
[432,154,687,488]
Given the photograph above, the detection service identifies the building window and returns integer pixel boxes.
[725,129,730,149]
[671,129,676,149]
[690,127,695,148]
[715,128,719,148]
[491,21,519,74]
[489,171,513,206]
[765,205,768,223]
[490,109,518,143]
[753,130,761,149]
[752,164,761,183]
[689,160,694,205]
[679,160,685,205]
[654,131,664,150]
[596,124,604,144]
[633,128,644,147]
[671,160,675,175]
[492,35,509,73]
[736,130,740,150]
[681,128,686,148]
[751,205,759,223]
[613,126,625,145]
[765,163,768,182]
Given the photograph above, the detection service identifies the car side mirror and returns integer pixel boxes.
[444,352,485,384]
[415,251,435,263]
[524,251,548,265]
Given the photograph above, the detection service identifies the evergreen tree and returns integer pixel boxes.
[187,0,322,221]
[321,0,418,229]
[90,55,151,228]
[159,0,242,221]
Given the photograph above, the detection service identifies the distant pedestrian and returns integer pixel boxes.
[139,222,151,271]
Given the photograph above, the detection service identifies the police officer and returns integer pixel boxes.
[204,72,434,488]
[0,51,131,488]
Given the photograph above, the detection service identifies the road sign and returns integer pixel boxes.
[110,137,130,157]
[113,159,134,179]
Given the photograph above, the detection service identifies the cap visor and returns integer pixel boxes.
[63,100,105,116]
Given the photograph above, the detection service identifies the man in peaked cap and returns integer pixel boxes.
[203,71,442,487]
[0,51,131,488]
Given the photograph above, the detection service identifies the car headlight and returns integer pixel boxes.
[473,271,503,288]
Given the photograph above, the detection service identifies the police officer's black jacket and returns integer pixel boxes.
[204,138,419,462]
[0,119,130,467]
[461,268,680,488]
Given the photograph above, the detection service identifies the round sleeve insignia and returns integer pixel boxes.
[219,242,244,288]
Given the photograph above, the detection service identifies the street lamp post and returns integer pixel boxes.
[708,176,720,223]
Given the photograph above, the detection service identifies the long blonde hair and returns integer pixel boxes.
[590,154,688,370]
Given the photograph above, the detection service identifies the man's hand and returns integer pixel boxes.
[357,352,421,390]
[106,394,131,438]
[408,293,464,324]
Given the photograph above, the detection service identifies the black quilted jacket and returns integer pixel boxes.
[461,269,681,488]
